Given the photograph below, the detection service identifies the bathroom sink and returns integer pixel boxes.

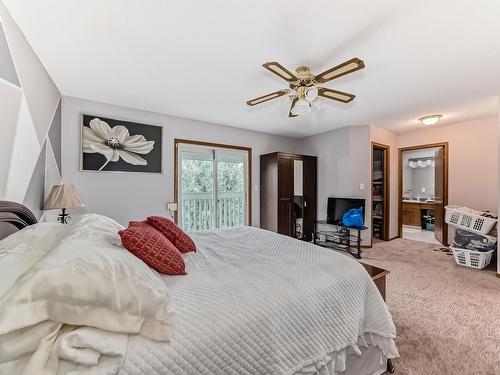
[403,198,435,203]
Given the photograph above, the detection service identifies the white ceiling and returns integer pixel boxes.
[3,0,500,138]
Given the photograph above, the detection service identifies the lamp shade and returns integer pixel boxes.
[44,184,85,210]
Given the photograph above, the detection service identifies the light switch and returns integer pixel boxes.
[359,183,365,191]
[421,187,426,193]
[167,202,178,211]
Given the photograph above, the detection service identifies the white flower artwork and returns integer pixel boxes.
[81,116,162,173]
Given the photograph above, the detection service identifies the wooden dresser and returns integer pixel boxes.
[360,262,389,301]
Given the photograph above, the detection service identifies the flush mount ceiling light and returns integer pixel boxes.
[419,114,442,126]
[246,57,365,117]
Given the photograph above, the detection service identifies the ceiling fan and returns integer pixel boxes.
[246,58,365,117]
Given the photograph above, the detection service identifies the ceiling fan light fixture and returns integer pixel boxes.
[313,97,324,109]
[247,57,365,118]
[305,87,318,102]
[291,98,311,116]
[419,114,442,126]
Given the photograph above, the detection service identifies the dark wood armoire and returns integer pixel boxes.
[260,152,317,241]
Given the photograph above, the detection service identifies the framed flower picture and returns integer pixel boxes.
[81,115,162,173]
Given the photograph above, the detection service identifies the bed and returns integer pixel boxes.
[0,201,398,375]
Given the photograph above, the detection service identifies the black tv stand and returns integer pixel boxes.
[313,220,368,259]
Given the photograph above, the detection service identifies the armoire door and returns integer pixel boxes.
[278,157,293,236]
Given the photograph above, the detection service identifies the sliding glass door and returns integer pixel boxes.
[177,142,249,231]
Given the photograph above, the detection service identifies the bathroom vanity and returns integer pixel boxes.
[402,201,435,228]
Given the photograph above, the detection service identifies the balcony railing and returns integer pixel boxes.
[180,192,246,231]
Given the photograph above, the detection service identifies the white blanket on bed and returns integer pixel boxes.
[16,323,128,375]
[119,227,398,375]
[0,216,173,375]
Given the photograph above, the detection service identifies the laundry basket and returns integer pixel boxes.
[451,247,494,269]
[445,206,497,235]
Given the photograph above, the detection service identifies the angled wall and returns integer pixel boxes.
[0,1,61,217]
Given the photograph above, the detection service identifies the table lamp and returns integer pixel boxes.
[44,184,85,224]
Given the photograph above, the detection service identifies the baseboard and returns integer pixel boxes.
[370,236,399,243]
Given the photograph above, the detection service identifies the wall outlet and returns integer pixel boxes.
[167,202,178,211]
[359,183,365,191]
[421,187,426,193]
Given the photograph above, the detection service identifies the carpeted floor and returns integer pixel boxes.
[361,238,500,375]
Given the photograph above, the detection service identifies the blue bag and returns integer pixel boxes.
[342,207,364,227]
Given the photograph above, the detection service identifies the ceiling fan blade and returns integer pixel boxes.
[289,97,298,117]
[315,58,365,83]
[263,62,298,82]
[318,87,356,103]
[246,90,288,106]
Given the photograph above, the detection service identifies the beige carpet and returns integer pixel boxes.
[361,238,500,375]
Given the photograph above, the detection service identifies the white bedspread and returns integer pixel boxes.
[0,216,174,375]
[119,227,398,375]
[19,324,128,375]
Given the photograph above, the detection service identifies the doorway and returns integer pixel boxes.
[174,139,252,231]
[398,143,448,245]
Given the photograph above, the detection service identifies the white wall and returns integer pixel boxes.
[398,117,498,213]
[300,119,498,248]
[399,117,498,246]
[61,95,498,262]
[300,125,372,246]
[62,96,299,226]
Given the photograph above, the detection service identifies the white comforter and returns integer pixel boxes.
[119,227,398,375]
[0,216,174,375]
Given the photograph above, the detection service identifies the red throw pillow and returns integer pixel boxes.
[128,220,149,227]
[147,216,196,253]
[118,225,186,275]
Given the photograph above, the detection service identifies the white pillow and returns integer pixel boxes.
[0,214,175,341]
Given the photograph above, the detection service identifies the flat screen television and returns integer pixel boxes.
[327,197,365,225]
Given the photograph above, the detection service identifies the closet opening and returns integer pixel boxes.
[372,143,390,242]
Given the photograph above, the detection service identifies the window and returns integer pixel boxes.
[175,140,251,231]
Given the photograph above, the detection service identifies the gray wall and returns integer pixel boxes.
[299,125,372,246]
[0,1,61,218]
[62,96,300,226]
